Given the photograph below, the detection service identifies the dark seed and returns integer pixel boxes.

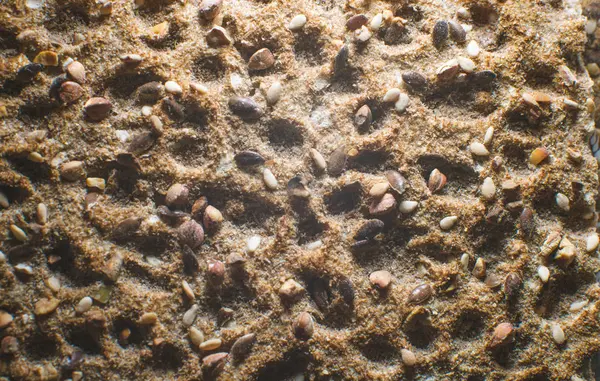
[310,278,329,310]
[208,260,225,283]
[338,278,355,306]
[432,20,449,48]
[157,205,189,225]
[448,20,466,42]
[191,196,209,220]
[354,219,384,241]
[163,98,185,121]
[229,96,262,120]
[137,81,164,104]
[1,336,18,355]
[333,44,349,75]
[206,26,231,47]
[328,145,347,176]
[16,63,43,83]
[350,239,372,250]
[408,283,433,304]
[368,193,397,216]
[49,75,69,100]
[165,184,189,209]
[287,176,310,198]
[354,105,372,130]
[198,0,223,22]
[127,132,156,154]
[428,168,447,193]
[230,333,256,362]
[234,150,265,166]
[113,217,142,239]
[178,220,205,249]
[182,245,199,274]
[346,14,368,30]
[471,70,497,88]
[293,312,314,340]
[402,71,429,91]
[248,48,275,71]
[386,170,407,195]
[504,272,521,296]
[116,153,142,172]
[519,207,535,238]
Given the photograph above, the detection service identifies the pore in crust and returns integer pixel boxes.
[1,0,600,380]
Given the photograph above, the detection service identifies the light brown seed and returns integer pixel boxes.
[59,81,84,104]
[66,61,86,83]
[138,312,158,325]
[369,193,397,215]
[472,257,486,279]
[310,148,327,171]
[10,224,28,242]
[202,352,228,373]
[165,183,189,208]
[36,203,48,225]
[61,161,86,181]
[279,279,305,300]
[489,322,514,349]
[203,205,223,231]
[33,51,58,66]
[408,283,433,304]
[1,336,18,355]
[206,26,231,47]
[191,196,208,221]
[401,348,417,366]
[34,298,60,316]
[369,182,389,198]
[0,311,13,328]
[248,48,275,70]
[428,168,447,193]
[328,145,347,176]
[113,217,142,239]
[529,147,549,165]
[199,338,222,351]
[84,97,112,121]
[293,312,314,340]
[86,177,106,191]
[369,270,392,289]
[386,170,407,195]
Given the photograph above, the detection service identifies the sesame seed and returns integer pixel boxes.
[370,14,383,31]
[266,81,282,105]
[398,200,418,213]
[182,280,195,300]
[395,93,410,113]
[76,297,93,314]
[555,193,570,212]
[37,203,48,225]
[288,14,307,31]
[470,141,489,156]
[460,253,469,271]
[538,266,550,283]
[472,257,486,278]
[483,126,494,145]
[457,56,475,73]
[46,276,60,292]
[165,81,183,95]
[383,88,401,102]
[481,177,496,200]
[247,235,261,252]
[0,191,8,208]
[570,300,588,312]
[586,233,599,252]
[401,349,417,366]
[551,324,565,344]
[310,148,327,171]
[466,40,480,57]
[263,168,278,190]
[440,216,458,230]
[369,182,390,198]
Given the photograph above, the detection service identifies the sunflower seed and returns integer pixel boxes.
[293,312,314,340]
[354,219,384,241]
[448,20,466,42]
[229,97,262,120]
[402,71,428,91]
[231,333,256,362]
[235,150,265,166]
[432,20,449,47]
[248,48,275,70]
[428,168,447,193]
[408,283,433,304]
